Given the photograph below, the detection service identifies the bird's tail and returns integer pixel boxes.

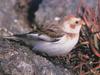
[2,31,32,41]
[2,35,22,42]
[3,33,36,47]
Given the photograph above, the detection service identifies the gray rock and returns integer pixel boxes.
[34,0,97,27]
[0,39,73,75]
[0,0,32,34]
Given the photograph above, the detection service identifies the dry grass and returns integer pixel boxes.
[65,0,100,75]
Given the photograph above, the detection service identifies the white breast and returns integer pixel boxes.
[32,35,79,56]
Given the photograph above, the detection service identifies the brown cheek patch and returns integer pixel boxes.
[70,24,76,29]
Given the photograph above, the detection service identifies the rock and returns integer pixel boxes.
[34,0,96,27]
[0,39,73,75]
[0,0,32,34]
[0,0,97,34]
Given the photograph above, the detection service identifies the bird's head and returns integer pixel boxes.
[62,16,85,34]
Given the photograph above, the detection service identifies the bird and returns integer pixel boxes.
[4,16,85,56]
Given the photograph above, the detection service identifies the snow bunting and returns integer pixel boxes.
[4,16,85,56]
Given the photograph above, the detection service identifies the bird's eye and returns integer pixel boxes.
[75,21,79,24]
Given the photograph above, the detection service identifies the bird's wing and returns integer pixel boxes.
[8,22,66,42]
[13,31,60,42]
[39,24,65,38]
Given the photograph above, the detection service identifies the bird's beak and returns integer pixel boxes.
[80,20,85,25]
